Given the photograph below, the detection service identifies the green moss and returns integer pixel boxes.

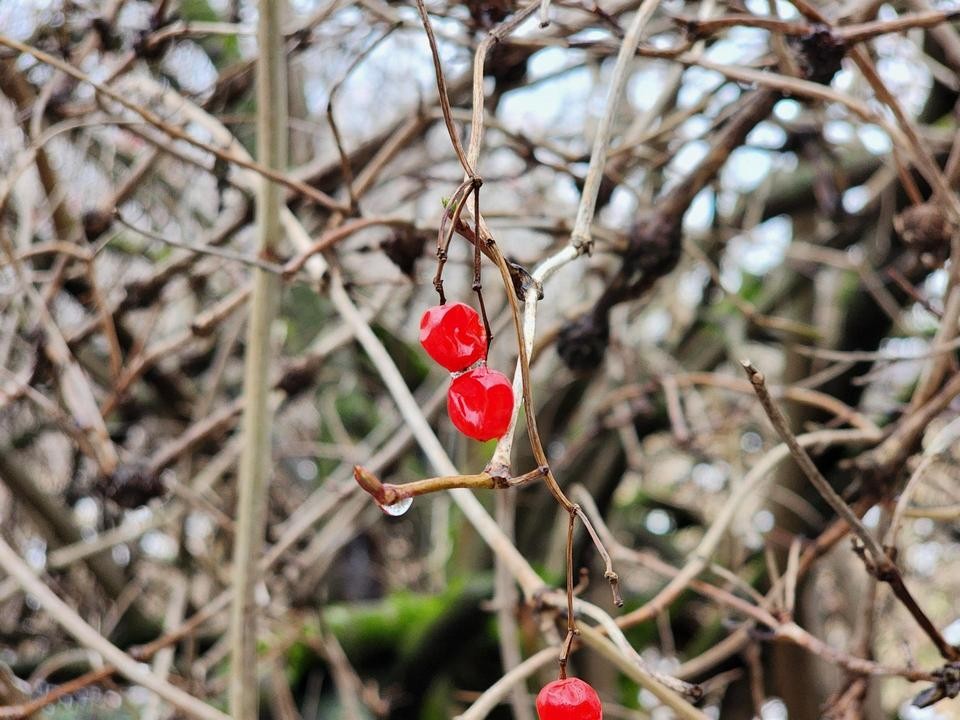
[322,587,459,659]
[335,390,379,438]
[282,283,332,353]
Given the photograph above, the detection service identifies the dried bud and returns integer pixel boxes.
[895,202,955,268]
[626,213,683,277]
[101,464,165,509]
[276,358,319,398]
[381,228,427,279]
[465,0,514,27]
[82,209,113,242]
[790,25,847,85]
[557,313,610,372]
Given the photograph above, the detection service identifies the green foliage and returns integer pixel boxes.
[335,389,379,438]
[421,675,456,720]
[283,283,332,354]
[42,700,137,719]
[370,323,431,391]
[179,0,240,65]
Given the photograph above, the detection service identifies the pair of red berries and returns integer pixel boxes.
[419,302,514,441]
[537,677,602,720]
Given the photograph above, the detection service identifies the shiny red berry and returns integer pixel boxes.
[446,366,514,441]
[536,678,602,720]
[419,303,486,372]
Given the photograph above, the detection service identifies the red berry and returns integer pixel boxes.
[536,678,602,720]
[419,303,486,372]
[447,366,514,441]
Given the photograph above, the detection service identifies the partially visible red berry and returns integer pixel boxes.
[447,366,513,441]
[536,678,602,720]
[419,303,486,372]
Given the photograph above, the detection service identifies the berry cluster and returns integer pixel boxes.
[419,303,514,441]
[536,677,602,720]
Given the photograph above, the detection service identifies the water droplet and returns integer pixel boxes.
[381,497,413,517]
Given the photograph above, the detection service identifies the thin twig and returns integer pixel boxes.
[616,427,881,628]
[741,360,887,561]
[454,647,557,720]
[570,0,662,252]
[0,536,229,720]
[114,210,284,274]
[0,34,348,213]
[229,2,287,716]
[742,360,960,662]
[576,623,709,720]
[413,0,476,178]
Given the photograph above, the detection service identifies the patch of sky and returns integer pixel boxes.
[722,146,772,193]
[832,67,855,94]
[679,114,711,141]
[290,0,324,12]
[760,698,788,720]
[602,185,638,229]
[879,336,928,361]
[726,215,792,276]
[900,700,949,720]
[692,462,727,492]
[645,509,674,536]
[117,1,153,33]
[640,307,672,344]
[678,67,725,108]
[2,0,62,42]
[716,188,740,217]
[877,54,931,116]
[164,42,219,96]
[141,530,178,560]
[643,32,673,50]
[858,124,892,155]
[745,0,799,18]
[706,82,742,117]
[705,27,769,64]
[628,62,674,113]
[923,268,948,301]
[747,121,786,150]
[741,431,763,453]
[683,188,715,232]
[824,120,855,145]
[842,185,871,214]
[570,27,610,43]
[944,618,960,646]
[677,263,709,307]
[753,510,775,533]
[499,66,592,136]
[905,541,941,577]
[774,98,801,121]
[529,46,572,79]
[665,140,709,183]
[719,259,743,294]
[74,497,99,526]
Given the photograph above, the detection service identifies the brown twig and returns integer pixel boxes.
[742,360,960,662]
[0,34,349,213]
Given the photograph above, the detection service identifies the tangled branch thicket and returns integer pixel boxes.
[1,0,960,717]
